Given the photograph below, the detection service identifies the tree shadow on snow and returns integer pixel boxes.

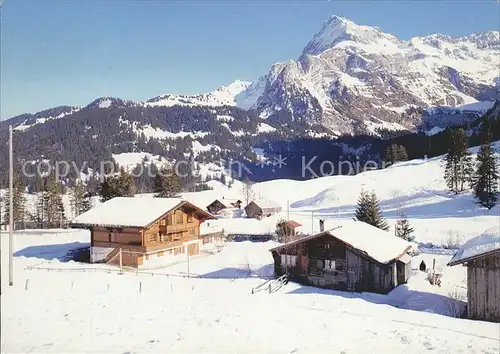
[285,283,465,318]
[199,264,274,279]
[14,242,89,262]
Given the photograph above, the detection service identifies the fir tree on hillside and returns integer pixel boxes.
[444,128,474,194]
[36,174,66,228]
[153,167,182,198]
[384,144,409,165]
[473,120,499,209]
[69,180,92,218]
[395,212,415,241]
[354,190,389,231]
[2,169,27,228]
[99,169,136,202]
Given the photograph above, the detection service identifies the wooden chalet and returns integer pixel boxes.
[282,220,302,235]
[447,226,500,322]
[269,220,413,294]
[245,199,282,219]
[70,197,215,268]
[206,198,242,214]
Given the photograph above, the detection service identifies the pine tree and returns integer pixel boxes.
[69,180,92,217]
[37,175,66,228]
[99,169,136,202]
[153,167,182,198]
[220,173,226,185]
[384,144,408,165]
[2,169,27,229]
[354,190,389,231]
[444,128,473,194]
[473,120,499,209]
[395,212,415,241]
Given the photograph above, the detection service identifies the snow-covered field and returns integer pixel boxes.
[2,229,500,353]
[2,144,500,352]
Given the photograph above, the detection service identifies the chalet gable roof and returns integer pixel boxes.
[70,197,214,228]
[246,199,281,210]
[269,220,412,265]
[447,226,500,266]
[208,198,242,208]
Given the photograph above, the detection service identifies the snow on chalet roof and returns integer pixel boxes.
[71,197,211,228]
[270,220,412,265]
[218,198,241,208]
[249,199,281,210]
[447,226,500,266]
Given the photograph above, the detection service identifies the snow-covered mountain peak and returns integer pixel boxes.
[464,30,500,49]
[302,15,399,56]
[145,80,252,108]
[86,97,136,109]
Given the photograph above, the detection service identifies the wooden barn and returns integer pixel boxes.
[206,198,242,214]
[245,199,282,219]
[447,226,500,322]
[269,220,413,294]
[70,197,215,268]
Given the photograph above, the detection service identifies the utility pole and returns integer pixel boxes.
[311,210,314,235]
[9,125,14,286]
[186,245,190,278]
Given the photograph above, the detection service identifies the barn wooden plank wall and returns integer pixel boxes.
[467,252,500,322]
[272,233,411,294]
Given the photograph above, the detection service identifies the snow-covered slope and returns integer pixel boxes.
[2,229,500,353]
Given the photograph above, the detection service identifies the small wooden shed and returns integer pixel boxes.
[269,220,413,294]
[207,198,242,214]
[447,226,500,322]
[245,199,282,219]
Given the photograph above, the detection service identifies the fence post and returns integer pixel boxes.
[119,248,123,274]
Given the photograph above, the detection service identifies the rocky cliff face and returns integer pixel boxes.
[239,15,499,135]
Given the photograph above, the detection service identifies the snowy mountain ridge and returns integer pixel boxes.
[241,15,499,134]
[6,15,499,138]
[145,80,252,108]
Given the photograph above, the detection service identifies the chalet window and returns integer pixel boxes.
[324,260,336,270]
[171,232,182,241]
[176,211,183,224]
[160,219,166,226]
[187,213,193,223]
[149,234,157,243]
[167,215,173,226]
[280,254,297,266]
[189,228,195,236]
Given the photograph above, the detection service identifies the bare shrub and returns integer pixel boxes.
[242,256,252,277]
[447,286,467,318]
[214,237,225,253]
[442,230,464,249]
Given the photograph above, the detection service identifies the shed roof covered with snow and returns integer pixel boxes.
[70,197,214,228]
[447,226,500,266]
[249,199,281,210]
[270,220,412,265]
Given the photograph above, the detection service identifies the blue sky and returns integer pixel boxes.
[1,0,498,119]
